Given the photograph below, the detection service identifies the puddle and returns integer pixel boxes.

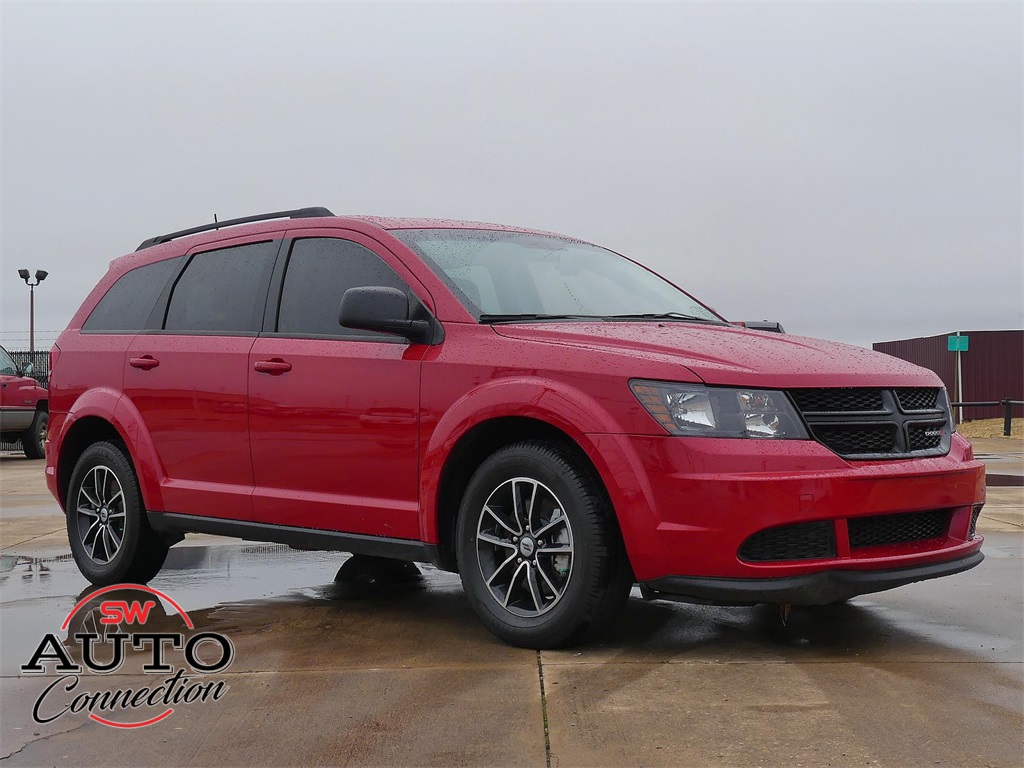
[1,536,1020,678]
[0,544,465,675]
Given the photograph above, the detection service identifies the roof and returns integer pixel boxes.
[113,211,590,274]
[348,216,570,238]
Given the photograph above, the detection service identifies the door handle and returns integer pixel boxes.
[129,356,160,370]
[253,359,292,375]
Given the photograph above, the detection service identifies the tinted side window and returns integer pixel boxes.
[277,238,412,338]
[165,242,277,333]
[83,256,184,332]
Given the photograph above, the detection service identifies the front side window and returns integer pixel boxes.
[165,242,277,333]
[0,347,18,376]
[393,229,724,324]
[276,238,413,338]
[83,256,184,332]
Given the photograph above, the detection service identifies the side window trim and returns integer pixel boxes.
[262,237,293,334]
[143,254,191,331]
[258,238,289,334]
[259,331,412,344]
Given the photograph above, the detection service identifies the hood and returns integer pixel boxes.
[491,322,940,388]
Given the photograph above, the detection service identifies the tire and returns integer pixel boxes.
[456,440,633,648]
[66,441,169,586]
[22,411,47,459]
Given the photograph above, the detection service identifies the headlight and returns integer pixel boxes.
[629,380,809,439]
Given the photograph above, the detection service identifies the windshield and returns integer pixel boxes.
[392,229,724,324]
[0,347,18,376]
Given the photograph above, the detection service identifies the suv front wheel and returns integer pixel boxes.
[456,441,633,648]
[67,441,169,585]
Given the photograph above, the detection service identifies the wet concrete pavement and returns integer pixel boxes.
[2,455,1022,766]
[972,438,1024,487]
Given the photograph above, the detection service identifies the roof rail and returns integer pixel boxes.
[135,207,335,251]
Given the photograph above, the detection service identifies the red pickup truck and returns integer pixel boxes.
[0,344,48,458]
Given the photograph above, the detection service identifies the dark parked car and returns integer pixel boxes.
[45,208,985,647]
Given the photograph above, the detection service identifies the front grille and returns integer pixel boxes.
[739,520,836,562]
[789,387,950,460]
[895,388,939,411]
[813,424,898,455]
[907,423,945,451]
[790,388,884,413]
[969,505,982,538]
[848,509,951,549]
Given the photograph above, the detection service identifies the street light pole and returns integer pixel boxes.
[17,269,48,361]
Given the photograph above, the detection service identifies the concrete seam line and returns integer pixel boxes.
[534,660,1023,667]
[536,650,552,768]
[0,720,89,761]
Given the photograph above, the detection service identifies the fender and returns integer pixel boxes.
[573,431,665,574]
[419,376,658,566]
[58,389,167,512]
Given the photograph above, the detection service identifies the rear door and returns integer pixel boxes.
[123,235,280,521]
[248,231,431,539]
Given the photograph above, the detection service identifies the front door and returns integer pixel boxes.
[248,233,430,539]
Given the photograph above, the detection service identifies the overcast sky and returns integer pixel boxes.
[2,1,1021,350]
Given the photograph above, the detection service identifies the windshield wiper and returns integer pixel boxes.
[478,313,601,324]
[479,312,725,325]
[604,312,724,324]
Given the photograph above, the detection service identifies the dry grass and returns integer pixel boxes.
[957,417,1024,441]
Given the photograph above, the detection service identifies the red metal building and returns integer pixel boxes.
[873,330,1023,420]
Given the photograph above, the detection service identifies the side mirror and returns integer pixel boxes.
[736,321,786,334]
[339,286,431,342]
[22,362,33,375]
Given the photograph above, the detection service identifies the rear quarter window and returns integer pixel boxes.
[82,256,184,332]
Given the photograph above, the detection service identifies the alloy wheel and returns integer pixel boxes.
[76,465,127,565]
[475,477,574,617]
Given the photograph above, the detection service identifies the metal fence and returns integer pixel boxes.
[951,400,1023,436]
[6,349,49,386]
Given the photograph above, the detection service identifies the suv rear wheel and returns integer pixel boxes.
[67,441,169,585]
[456,441,633,648]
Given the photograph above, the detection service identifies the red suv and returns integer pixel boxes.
[45,208,985,647]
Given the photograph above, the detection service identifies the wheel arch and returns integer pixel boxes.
[56,416,126,510]
[421,376,661,575]
[55,391,165,513]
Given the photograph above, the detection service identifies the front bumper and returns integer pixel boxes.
[584,431,986,584]
[641,551,984,605]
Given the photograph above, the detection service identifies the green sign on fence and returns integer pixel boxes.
[947,334,969,352]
